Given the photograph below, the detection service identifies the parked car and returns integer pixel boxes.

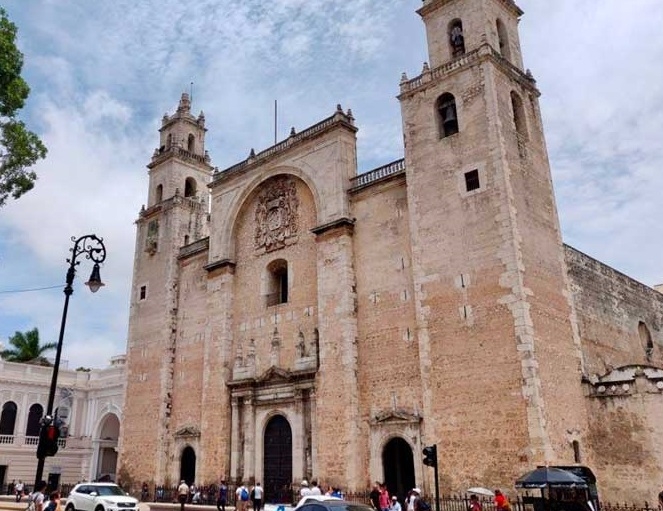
[295,499,373,511]
[65,483,138,511]
[295,496,342,509]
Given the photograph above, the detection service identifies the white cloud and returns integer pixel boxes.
[1,0,662,369]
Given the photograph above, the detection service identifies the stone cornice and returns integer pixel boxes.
[398,44,538,100]
[310,217,355,237]
[210,108,357,189]
[204,258,236,274]
[418,0,523,18]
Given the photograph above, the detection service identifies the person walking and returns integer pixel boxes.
[178,480,189,511]
[32,481,48,511]
[217,480,228,511]
[236,482,250,511]
[252,483,263,511]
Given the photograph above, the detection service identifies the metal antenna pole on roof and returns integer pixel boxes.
[190,82,194,104]
[274,99,278,145]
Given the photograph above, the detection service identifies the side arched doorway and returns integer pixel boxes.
[180,446,196,485]
[264,415,292,503]
[383,437,415,501]
[95,414,120,481]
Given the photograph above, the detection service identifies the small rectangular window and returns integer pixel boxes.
[465,169,480,192]
[139,285,147,300]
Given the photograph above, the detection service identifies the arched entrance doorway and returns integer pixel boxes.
[95,414,120,481]
[264,415,292,503]
[180,446,196,485]
[382,437,415,501]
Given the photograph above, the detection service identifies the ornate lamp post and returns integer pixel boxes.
[34,234,107,487]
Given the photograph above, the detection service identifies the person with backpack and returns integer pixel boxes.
[236,482,250,511]
[412,488,430,511]
[31,481,48,511]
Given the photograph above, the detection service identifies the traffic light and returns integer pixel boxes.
[36,424,60,459]
[422,444,437,468]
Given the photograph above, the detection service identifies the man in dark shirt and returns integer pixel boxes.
[370,483,381,510]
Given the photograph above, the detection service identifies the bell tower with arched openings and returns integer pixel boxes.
[398,0,589,482]
[122,92,213,482]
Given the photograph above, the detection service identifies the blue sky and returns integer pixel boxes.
[1,0,662,369]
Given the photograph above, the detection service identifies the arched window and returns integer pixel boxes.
[0,401,18,436]
[639,322,654,359]
[436,93,459,138]
[511,91,528,139]
[25,403,43,437]
[448,19,465,58]
[187,134,195,153]
[266,259,288,307]
[155,184,163,203]
[496,19,511,61]
[184,177,197,198]
[166,133,172,149]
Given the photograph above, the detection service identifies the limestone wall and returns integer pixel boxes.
[565,245,663,375]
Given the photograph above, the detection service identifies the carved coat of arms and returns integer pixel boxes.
[255,177,299,252]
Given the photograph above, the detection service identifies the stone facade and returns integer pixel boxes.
[119,0,663,504]
[0,356,126,487]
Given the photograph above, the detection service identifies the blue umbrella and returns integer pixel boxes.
[515,467,588,489]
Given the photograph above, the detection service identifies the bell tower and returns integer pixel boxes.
[399,0,588,488]
[121,93,213,483]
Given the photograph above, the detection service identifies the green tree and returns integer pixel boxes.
[1,327,57,365]
[0,7,47,206]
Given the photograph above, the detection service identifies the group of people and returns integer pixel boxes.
[370,483,428,511]
[300,479,343,499]
[369,483,511,511]
[10,481,61,511]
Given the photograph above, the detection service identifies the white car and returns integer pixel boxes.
[65,483,138,511]
[294,496,342,509]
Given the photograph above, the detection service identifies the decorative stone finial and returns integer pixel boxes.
[422,62,430,73]
[289,127,296,137]
[177,92,191,113]
[400,72,409,83]
[197,110,205,126]
[336,104,343,113]
[162,113,169,124]
[249,148,256,158]
[347,108,354,121]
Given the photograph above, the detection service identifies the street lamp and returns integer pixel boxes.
[34,234,107,488]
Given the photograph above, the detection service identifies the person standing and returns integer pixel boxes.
[178,480,189,511]
[217,480,228,511]
[391,496,402,511]
[300,481,311,498]
[252,483,263,511]
[15,480,24,502]
[468,495,482,511]
[310,480,322,496]
[370,483,381,510]
[379,484,390,511]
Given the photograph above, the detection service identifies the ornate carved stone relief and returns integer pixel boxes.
[254,176,299,252]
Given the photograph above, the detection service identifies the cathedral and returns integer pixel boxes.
[119,0,663,504]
